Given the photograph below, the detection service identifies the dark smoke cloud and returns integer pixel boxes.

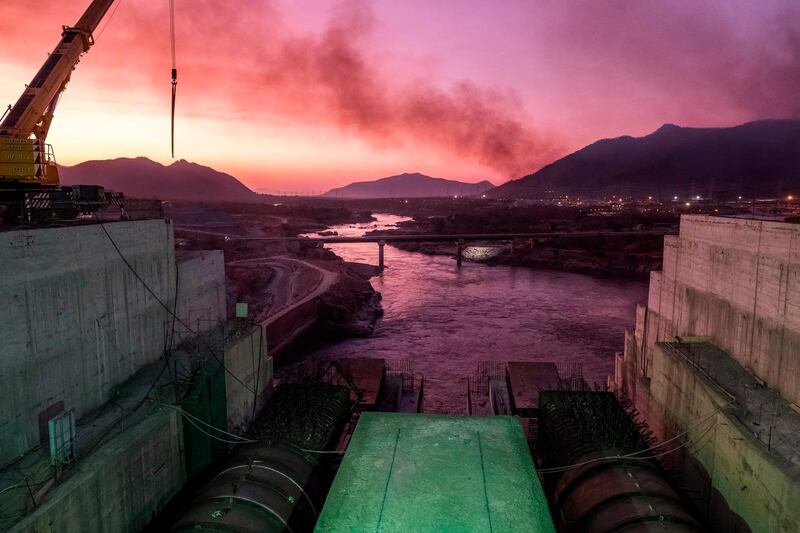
[5,0,797,177]
[260,5,555,177]
[88,0,558,177]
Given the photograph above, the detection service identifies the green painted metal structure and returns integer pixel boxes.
[315,413,555,532]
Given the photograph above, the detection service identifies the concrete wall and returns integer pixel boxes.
[648,343,800,533]
[0,221,175,465]
[0,222,228,466]
[223,324,273,433]
[11,408,185,533]
[614,215,800,532]
[264,297,320,359]
[175,250,226,340]
[629,216,800,406]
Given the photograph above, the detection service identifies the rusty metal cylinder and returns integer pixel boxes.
[537,392,704,533]
[171,445,325,533]
[552,454,702,532]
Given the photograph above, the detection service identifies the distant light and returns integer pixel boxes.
[714,208,719,212]
[673,196,678,201]
[696,195,701,200]
[481,194,486,199]
[685,202,691,207]
[648,196,653,201]
[788,195,795,201]
[738,196,742,200]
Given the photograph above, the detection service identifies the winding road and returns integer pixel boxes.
[227,256,338,324]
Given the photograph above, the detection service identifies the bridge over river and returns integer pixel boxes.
[217,230,667,268]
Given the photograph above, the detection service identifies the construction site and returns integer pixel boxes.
[2,1,799,532]
[6,212,799,532]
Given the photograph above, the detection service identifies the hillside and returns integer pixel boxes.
[59,157,258,202]
[489,119,800,199]
[324,172,494,199]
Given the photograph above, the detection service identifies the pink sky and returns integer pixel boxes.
[1,0,797,192]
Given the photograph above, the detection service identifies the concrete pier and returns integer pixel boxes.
[378,239,385,269]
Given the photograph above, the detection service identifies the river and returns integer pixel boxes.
[297,213,648,413]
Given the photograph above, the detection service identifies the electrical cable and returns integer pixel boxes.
[179,411,258,446]
[538,418,717,474]
[630,419,718,462]
[0,481,27,497]
[622,399,733,458]
[249,325,265,426]
[98,222,254,393]
[164,259,180,390]
[538,400,732,474]
[163,404,346,454]
[297,448,345,455]
[95,0,124,41]
[163,404,255,442]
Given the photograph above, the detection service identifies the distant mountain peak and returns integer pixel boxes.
[656,123,680,131]
[324,172,495,199]
[488,118,800,200]
[59,157,257,202]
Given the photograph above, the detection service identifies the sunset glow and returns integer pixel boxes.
[1,0,797,191]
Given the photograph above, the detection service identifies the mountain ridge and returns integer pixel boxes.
[59,157,259,202]
[324,172,494,198]
[489,119,800,199]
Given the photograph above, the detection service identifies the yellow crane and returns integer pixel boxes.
[0,0,118,222]
[0,0,176,222]
[0,0,117,186]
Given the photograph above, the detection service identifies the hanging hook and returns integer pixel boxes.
[169,0,177,158]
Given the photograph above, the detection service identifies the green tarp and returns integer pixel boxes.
[316,413,555,532]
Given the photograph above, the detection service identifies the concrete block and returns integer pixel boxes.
[175,250,226,340]
[223,324,272,433]
[11,408,185,533]
[1,222,228,467]
[0,221,175,465]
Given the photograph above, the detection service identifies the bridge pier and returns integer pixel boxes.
[378,240,385,269]
[456,238,464,267]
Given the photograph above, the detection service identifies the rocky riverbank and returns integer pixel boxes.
[317,262,383,338]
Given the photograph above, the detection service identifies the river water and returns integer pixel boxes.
[298,214,648,413]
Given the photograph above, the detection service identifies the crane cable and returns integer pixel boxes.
[169,0,177,158]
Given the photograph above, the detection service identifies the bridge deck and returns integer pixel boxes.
[207,230,667,244]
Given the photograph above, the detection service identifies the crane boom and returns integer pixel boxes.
[0,0,115,140]
[0,0,121,223]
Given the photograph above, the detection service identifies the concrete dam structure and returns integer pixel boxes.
[0,220,272,532]
[613,215,800,532]
[2,213,798,532]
